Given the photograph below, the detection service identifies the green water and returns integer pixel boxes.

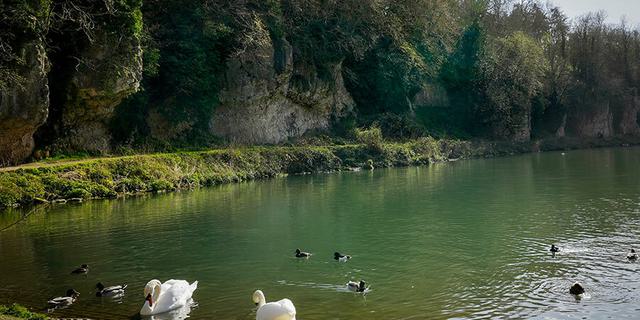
[1,148,640,319]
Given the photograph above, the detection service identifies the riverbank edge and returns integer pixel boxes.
[0,304,48,320]
[1,136,639,209]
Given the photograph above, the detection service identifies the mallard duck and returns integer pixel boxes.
[346,280,367,293]
[48,289,79,307]
[627,249,638,261]
[71,264,89,274]
[252,290,296,320]
[295,249,311,258]
[96,282,128,297]
[334,252,351,262]
[569,282,585,295]
[550,245,559,253]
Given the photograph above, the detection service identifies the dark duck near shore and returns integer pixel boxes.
[71,264,89,274]
[48,289,79,307]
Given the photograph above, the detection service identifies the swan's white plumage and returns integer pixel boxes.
[140,279,198,316]
[253,290,296,320]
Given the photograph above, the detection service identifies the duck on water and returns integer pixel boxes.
[48,289,79,308]
[347,280,368,293]
[334,252,352,262]
[70,264,89,274]
[295,249,311,258]
[96,282,127,297]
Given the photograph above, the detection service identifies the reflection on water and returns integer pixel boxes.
[1,147,640,319]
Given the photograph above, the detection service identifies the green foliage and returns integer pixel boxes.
[477,31,548,139]
[355,126,384,152]
[0,304,49,320]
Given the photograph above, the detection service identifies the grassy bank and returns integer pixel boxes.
[0,305,48,320]
[1,136,638,209]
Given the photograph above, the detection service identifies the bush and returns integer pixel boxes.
[355,126,384,152]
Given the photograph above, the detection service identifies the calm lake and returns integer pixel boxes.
[1,147,640,319]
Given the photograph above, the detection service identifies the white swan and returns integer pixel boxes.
[140,279,198,316]
[252,290,296,320]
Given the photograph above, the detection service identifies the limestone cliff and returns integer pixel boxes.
[0,40,49,165]
[210,20,354,143]
[57,30,143,152]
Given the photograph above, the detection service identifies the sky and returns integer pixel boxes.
[550,0,640,27]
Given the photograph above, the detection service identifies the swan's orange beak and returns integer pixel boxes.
[145,293,153,307]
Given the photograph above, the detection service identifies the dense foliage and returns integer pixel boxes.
[2,0,640,147]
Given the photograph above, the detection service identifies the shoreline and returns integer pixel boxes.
[1,136,639,210]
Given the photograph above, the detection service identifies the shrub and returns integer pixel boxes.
[355,126,384,152]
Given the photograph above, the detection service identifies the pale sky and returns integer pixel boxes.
[550,0,640,27]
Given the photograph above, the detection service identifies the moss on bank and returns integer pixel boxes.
[0,305,48,320]
[1,136,638,209]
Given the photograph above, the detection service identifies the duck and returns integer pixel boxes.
[569,282,585,295]
[334,252,351,262]
[70,264,89,274]
[627,249,638,261]
[346,280,367,293]
[550,245,559,254]
[96,282,128,297]
[295,249,311,258]
[48,289,79,307]
[252,289,296,320]
[140,279,198,316]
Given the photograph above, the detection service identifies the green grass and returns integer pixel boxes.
[0,305,48,320]
[1,136,638,209]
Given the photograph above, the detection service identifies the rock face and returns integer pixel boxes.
[211,20,354,143]
[567,104,614,138]
[57,30,143,152]
[0,40,49,165]
[615,95,640,136]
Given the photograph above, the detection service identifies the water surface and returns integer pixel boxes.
[1,147,640,319]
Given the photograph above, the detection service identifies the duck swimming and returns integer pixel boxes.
[295,249,311,258]
[569,282,585,295]
[550,245,559,253]
[627,249,638,261]
[48,289,79,307]
[252,289,296,320]
[71,264,89,274]
[96,282,128,297]
[346,280,367,293]
[334,252,352,262]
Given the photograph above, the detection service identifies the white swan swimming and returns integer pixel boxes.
[140,279,198,316]
[252,290,296,320]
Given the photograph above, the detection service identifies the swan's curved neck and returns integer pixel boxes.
[256,292,266,308]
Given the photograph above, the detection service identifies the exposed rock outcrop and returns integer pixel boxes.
[567,104,614,138]
[210,19,354,143]
[56,30,143,153]
[0,40,49,165]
